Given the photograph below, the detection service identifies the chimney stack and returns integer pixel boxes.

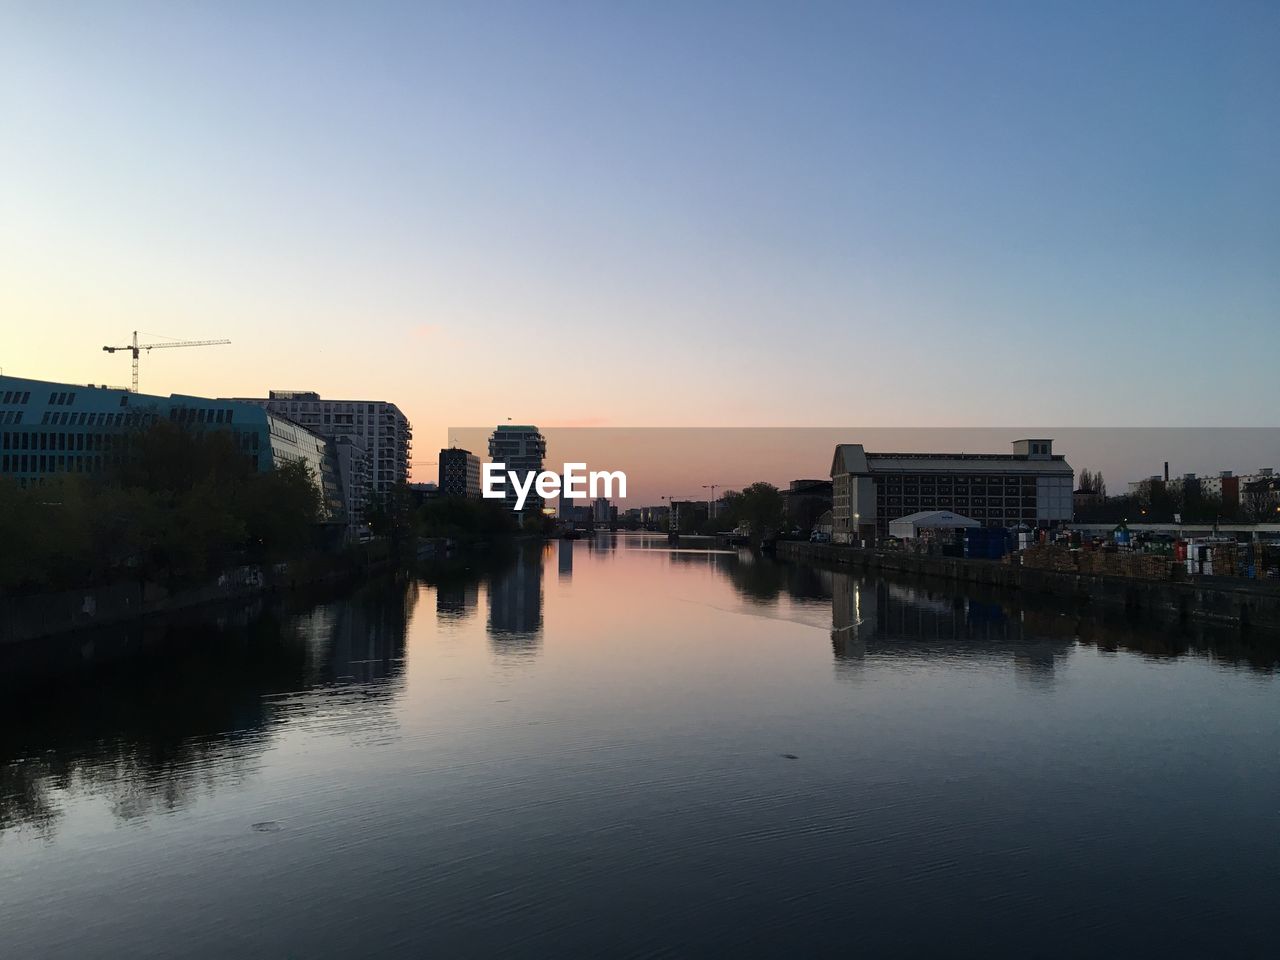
[1164,461,1169,482]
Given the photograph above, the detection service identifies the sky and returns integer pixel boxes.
[2,1,1277,481]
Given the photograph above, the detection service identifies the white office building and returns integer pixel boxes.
[233,390,412,498]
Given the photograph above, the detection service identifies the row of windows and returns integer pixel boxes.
[281,402,379,414]
[171,406,235,425]
[1,428,260,454]
[287,412,406,430]
[1,390,32,405]
[880,497,1040,508]
[1,411,22,425]
[3,430,125,452]
[268,419,300,444]
[1,452,121,474]
[880,476,1037,488]
[42,410,133,426]
[48,391,77,406]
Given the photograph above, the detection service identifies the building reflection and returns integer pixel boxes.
[718,552,841,606]
[436,579,480,622]
[829,572,1071,683]
[720,549,785,604]
[486,542,545,657]
[824,568,1277,677]
[0,578,416,839]
[558,538,574,580]
[319,579,412,685]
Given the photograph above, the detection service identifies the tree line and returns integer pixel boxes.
[1073,469,1277,524]
[0,422,323,594]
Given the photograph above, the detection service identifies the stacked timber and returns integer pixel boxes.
[1209,544,1238,577]
[1020,544,1077,572]
[1079,550,1174,580]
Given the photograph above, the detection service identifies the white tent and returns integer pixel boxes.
[888,510,980,540]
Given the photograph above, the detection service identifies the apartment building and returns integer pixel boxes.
[234,390,412,497]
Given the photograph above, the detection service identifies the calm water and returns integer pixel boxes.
[2,534,1277,957]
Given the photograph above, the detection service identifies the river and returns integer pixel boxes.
[1,534,1276,957]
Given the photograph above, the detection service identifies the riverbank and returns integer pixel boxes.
[778,541,1280,631]
[0,540,401,646]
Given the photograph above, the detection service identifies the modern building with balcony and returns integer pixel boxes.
[830,438,1074,543]
[488,425,546,517]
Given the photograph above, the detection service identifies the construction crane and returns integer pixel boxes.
[102,330,231,393]
[702,484,722,519]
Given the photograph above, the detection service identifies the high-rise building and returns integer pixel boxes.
[0,374,347,523]
[488,425,546,516]
[438,447,482,498]
[233,390,412,497]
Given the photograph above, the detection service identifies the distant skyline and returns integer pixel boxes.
[449,427,1280,507]
[3,1,1277,478]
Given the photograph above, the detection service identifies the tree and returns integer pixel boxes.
[0,423,330,593]
[417,496,518,543]
[1077,469,1107,498]
[721,482,785,537]
[1244,487,1280,522]
[238,460,322,560]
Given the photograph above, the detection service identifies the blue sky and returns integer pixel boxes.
[2,0,1277,451]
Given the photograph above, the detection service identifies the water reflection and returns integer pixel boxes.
[436,579,479,622]
[828,574,1071,684]
[0,579,414,838]
[823,566,1279,676]
[4,537,1275,849]
[610,533,1279,675]
[486,543,545,657]
[2,534,1277,959]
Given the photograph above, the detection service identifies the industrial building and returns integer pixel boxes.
[233,390,412,496]
[488,425,546,516]
[0,375,347,524]
[830,438,1074,543]
[438,447,482,499]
